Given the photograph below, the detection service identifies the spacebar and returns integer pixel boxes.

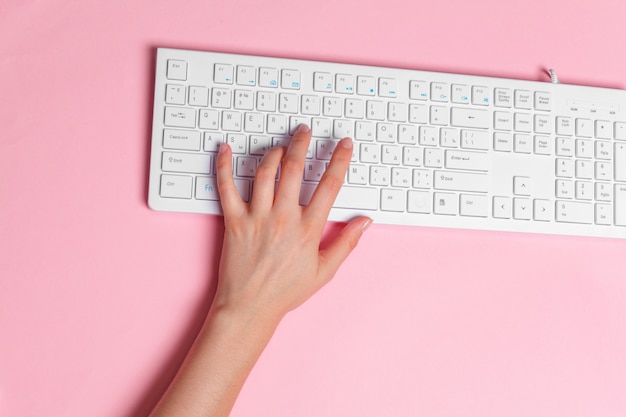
[300,184,379,210]
[334,186,379,210]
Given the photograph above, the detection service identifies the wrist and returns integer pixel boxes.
[202,301,283,346]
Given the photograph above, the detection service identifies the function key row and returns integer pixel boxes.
[166,59,552,108]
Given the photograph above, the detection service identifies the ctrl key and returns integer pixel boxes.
[160,174,192,199]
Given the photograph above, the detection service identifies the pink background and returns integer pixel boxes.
[2,0,626,416]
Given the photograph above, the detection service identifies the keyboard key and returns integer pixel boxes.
[391,167,411,187]
[615,122,626,140]
[299,184,379,210]
[534,114,552,134]
[451,84,470,104]
[513,198,531,220]
[162,151,212,174]
[556,200,593,224]
[188,86,209,106]
[379,78,397,98]
[281,69,301,89]
[534,91,551,111]
[234,90,255,110]
[314,72,333,92]
[165,84,185,105]
[430,82,449,102]
[434,170,488,193]
[302,95,322,116]
[451,107,489,129]
[236,156,257,177]
[160,174,192,198]
[533,199,551,221]
[576,118,593,137]
[533,136,551,155]
[433,192,458,215]
[204,132,224,152]
[493,196,511,218]
[279,93,299,114]
[471,86,490,105]
[195,177,219,200]
[409,81,429,100]
[336,74,354,94]
[514,90,532,109]
[409,104,428,124]
[163,129,201,151]
[513,176,531,196]
[259,67,279,87]
[556,117,573,135]
[345,99,365,119]
[199,109,219,130]
[595,182,612,201]
[445,150,488,171]
[214,64,234,84]
[494,88,512,108]
[166,60,187,81]
[236,66,256,86]
[408,190,432,213]
[616,185,626,226]
[257,92,277,112]
[513,113,532,132]
[493,132,513,152]
[556,179,574,199]
[595,120,613,139]
[430,106,448,125]
[494,111,512,131]
[221,111,242,131]
[366,100,385,120]
[381,189,406,211]
[616,142,626,182]
[164,106,196,128]
[357,76,376,96]
[460,194,488,217]
[211,88,232,108]
[595,203,612,225]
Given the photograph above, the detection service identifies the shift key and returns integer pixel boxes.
[162,151,212,174]
[434,170,489,193]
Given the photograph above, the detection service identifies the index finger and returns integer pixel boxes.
[304,137,353,222]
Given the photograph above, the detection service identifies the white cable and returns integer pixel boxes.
[547,68,560,84]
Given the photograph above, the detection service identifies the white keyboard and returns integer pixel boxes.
[148,48,626,239]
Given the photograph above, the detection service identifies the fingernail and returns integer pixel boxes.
[362,217,373,232]
[295,124,311,134]
[218,143,228,154]
[340,137,353,149]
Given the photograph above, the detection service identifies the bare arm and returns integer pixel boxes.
[149,125,371,417]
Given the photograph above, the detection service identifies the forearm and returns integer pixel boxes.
[150,305,280,417]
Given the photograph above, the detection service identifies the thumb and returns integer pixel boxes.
[317,216,372,282]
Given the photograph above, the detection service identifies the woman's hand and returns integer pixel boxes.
[213,124,372,326]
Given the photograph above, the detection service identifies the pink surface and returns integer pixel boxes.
[2,1,626,416]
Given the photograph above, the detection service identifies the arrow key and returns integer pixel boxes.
[493,196,511,219]
[513,197,531,220]
[513,176,531,196]
[533,199,552,221]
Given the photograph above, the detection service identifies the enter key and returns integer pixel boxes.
[616,184,626,226]
[445,150,488,171]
